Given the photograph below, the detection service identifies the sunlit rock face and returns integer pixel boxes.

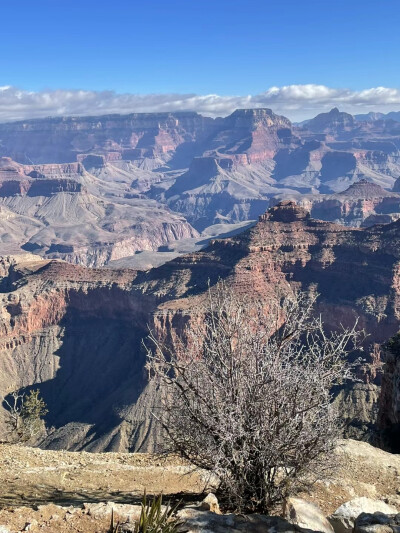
[0,157,199,267]
[273,180,400,228]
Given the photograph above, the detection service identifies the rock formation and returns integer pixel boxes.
[355,110,400,122]
[2,108,400,233]
[304,107,357,136]
[354,512,400,533]
[1,202,400,450]
[378,334,400,450]
[0,112,216,165]
[273,180,400,227]
[0,157,198,267]
[330,497,398,533]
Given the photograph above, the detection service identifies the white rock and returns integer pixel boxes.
[200,493,220,514]
[284,497,334,533]
[83,501,142,522]
[329,498,398,533]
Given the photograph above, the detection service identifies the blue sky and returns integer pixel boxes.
[1,0,400,120]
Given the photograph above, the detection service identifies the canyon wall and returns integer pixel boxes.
[378,334,400,450]
[2,107,400,235]
[1,202,400,450]
[0,112,217,164]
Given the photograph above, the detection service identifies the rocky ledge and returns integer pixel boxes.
[0,440,398,532]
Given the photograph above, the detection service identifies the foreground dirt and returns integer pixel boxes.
[0,444,209,507]
[0,439,398,532]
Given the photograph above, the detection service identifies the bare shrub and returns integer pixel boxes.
[146,282,362,513]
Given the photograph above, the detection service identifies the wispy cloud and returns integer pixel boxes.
[1,85,400,122]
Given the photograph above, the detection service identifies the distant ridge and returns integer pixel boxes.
[0,106,400,261]
[355,110,400,122]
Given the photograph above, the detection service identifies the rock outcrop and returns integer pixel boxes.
[284,498,334,533]
[354,512,400,533]
[378,334,400,450]
[273,180,400,227]
[329,498,398,533]
[305,107,357,136]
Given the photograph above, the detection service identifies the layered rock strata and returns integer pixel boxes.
[2,107,400,230]
[273,180,400,227]
[1,202,400,450]
[0,157,199,267]
[378,334,400,450]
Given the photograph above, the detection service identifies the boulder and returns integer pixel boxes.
[354,511,400,533]
[283,497,334,533]
[83,502,142,523]
[200,493,220,514]
[329,498,398,533]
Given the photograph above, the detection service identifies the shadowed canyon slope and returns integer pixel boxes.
[1,202,400,451]
[1,107,400,258]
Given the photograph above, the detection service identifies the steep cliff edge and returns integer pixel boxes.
[0,256,160,451]
[1,203,400,451]
[0,112,216,165]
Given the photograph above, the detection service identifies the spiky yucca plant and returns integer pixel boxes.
[109,493,183,533]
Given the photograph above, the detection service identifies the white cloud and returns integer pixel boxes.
[1,84,400,122]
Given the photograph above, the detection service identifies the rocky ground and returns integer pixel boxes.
[0,444,209,532]
[0,439,399,532]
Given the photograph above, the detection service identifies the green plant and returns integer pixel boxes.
[109,493,183,533]
[4,389,48,443]
[110,508,119,533]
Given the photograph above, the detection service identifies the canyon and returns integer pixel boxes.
[0,157,198,268]
[1,108,400,452]
[1,107,400,268]
[1,201,400,452]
